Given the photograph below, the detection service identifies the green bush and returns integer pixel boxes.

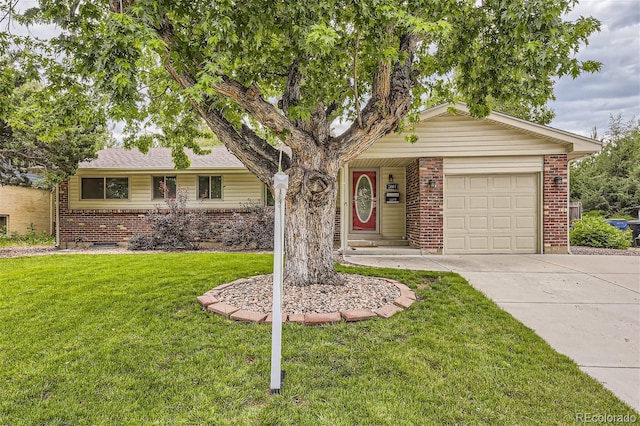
[570,216,632,249]
[0,223,54,247]
[583,210,605,218]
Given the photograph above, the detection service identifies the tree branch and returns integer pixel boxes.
[331,32,418,163]
[353,32,362,128]
[150,14,298,184]
[154,14,315,160]
[161,57,286,185]
[214,75,312,149]
[280,60,302,120]
[200,109,286,186]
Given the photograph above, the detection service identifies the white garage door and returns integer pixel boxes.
[444,174,538,254]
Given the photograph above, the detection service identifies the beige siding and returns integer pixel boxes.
[68,171,264,210]
[358,115,567,159]
[444,156,543,174]
[0,186,52,234]
[380,167,406,239]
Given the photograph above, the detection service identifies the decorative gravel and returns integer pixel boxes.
[212,273,401,314]
[2,245,638,258]
[570,246,640,256]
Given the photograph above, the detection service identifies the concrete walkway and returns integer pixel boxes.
[343,253,640,411]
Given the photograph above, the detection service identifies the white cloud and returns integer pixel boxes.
[550,0,640,136]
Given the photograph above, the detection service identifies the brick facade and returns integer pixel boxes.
[543,154,569,253]
[406,157,444,253]
[57,181,259,248]
[59,152,570,253]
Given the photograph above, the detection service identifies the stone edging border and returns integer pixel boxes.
[197,278,417,325]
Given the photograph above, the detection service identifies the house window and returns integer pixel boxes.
[198,176,222,199]
[81,177,129,199]
[153,176,177,199]
[265,185,275,206]
[0,215,7,234]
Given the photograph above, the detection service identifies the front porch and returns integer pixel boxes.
[337,156,445,254]
[338,158,416,253]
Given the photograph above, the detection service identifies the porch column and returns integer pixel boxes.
[406,157,444,254]
[543,154,569,253]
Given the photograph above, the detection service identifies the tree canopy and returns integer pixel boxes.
[6,1,600,171]
[0,47,110,187]
[2,0,602,285]
[571,116,640,217]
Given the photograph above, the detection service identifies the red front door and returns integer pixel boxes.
[352,171,377,231]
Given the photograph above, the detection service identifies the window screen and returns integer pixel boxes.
[153,176,177,199]
[198,176,222,199]
[81,178,129,199]
[81,178,104,199]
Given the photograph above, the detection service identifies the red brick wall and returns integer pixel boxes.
[57,180,265,247]
[406,158,444,252]
[543,154,569,253]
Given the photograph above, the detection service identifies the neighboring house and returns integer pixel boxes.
[57,103,601,254]
[0,173,53,235]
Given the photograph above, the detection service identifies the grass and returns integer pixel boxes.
[0,253,636,425]
[0,228,54,247]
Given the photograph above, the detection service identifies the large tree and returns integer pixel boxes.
[8,0,600,285]
[571,116,640,217]
[0,48,110,186]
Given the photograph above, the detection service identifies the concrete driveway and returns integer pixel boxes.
[344,253,640,411]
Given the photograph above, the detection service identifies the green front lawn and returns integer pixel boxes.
[0,253,635,425]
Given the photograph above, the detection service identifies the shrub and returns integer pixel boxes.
[583,210,605,218]
[570,216,632,249]
[127,234,156,251]
[129,184,213,251]
[216,200,274,250]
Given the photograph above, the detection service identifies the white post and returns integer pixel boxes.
[340,164,349,253]
[270,171,288,393]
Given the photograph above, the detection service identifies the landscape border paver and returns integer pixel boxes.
[198,278,417,324]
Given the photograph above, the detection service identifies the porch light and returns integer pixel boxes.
[428,179,436,188]
[554,176,564,185]
[388,174,394,183]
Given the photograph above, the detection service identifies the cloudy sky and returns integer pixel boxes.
[7,0,640,139]
[550,0,640,136]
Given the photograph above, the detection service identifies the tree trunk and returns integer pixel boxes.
[284,161,344,286]
[128,11,416,288]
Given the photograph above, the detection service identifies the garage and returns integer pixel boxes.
[444,173,539,254]
[340,102,603,254]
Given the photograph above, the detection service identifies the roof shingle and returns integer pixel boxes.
[79,147,245,170]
